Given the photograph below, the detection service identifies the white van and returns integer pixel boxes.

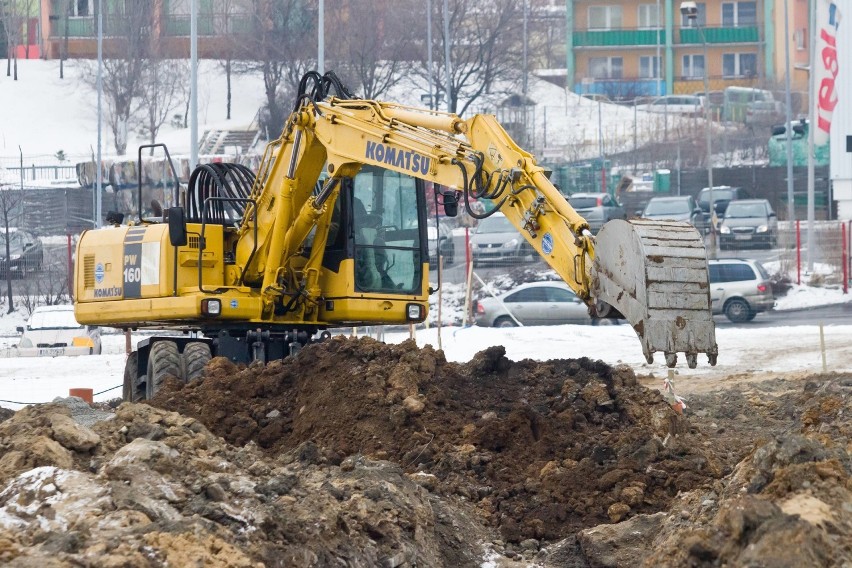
[16,305,102,356]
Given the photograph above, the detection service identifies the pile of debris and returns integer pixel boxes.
[0,337,847,567]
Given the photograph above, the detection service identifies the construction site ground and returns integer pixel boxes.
[0,336,849,567]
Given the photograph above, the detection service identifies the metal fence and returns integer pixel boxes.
[776,220,851,288]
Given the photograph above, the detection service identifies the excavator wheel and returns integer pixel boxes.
[146,341,181,399]
[183,342,212,383]
[122,352,146,403]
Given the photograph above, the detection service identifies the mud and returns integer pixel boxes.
[151,337,722,542]
[0,337,848,567]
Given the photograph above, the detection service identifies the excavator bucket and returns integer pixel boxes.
[591,219,718,369]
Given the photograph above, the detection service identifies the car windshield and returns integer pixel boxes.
[476,215,515,234]
[27,309,83,330]
[644,199,689,215]
[568,196,599,208]
[725,203,766,218]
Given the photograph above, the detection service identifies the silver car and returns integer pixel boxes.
[473,281,591,327]
[641,195,706,232]
[708,258,775,322]
[470,213,533,266]
[568,192,627,234]
[719,199,778,249]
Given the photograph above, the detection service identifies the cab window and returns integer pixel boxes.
[352,168,422,293]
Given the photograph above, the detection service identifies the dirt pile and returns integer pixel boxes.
[573,375,852,568]
[0,400,487,567]
[151,336,722,542]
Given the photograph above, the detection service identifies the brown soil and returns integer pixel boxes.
[151,336,723,542]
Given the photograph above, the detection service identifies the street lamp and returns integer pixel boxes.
[681,1,716,258]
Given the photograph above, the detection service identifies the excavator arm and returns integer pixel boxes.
[237,74,717,368]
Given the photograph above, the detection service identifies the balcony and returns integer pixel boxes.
[679,25,760,44]
[163,13,254,37]
[574,27,667,47]
[49,16,136,38]
[574,77,665,99]
[572,24,760,48]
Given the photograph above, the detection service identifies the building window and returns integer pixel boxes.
[589,57,624,79]
[794,29,806,50]
[639,56,661,78]
[588,6,623,30]
[638,4,660,28]
[682,54,705,78]
[680,2,706,26]
[721,1,757,26]
[722,52,758,77]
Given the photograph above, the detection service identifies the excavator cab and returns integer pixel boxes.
[316,166,429,296]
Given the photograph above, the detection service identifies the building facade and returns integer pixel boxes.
[36,0,254,60]
[566,0,810,101]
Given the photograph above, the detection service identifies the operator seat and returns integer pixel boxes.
[353,199,382,290]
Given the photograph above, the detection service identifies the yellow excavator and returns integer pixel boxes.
[73,72,717,402]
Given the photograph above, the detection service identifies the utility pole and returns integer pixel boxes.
[95,0,103,228]
[783,0,794,225]
[427,0,434,109]
[442,0,452,113]
[684,2,716,258]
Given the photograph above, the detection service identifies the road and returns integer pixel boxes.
[717,302,852,328]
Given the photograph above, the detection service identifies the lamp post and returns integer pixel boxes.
[682,1,715,258]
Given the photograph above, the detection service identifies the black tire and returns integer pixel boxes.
[494,316,518,328]
[724,298,752,323]
[746,311,757,321]
[183,342,212,383]
[146,340,181,399]
[122,352,145,402]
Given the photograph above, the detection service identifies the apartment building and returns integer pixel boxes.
[35,0,254,60]
[566,0,810,100]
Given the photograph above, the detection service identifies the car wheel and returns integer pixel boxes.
[724,299,752,323]
[494,316,517,328]
[746,311,757,321]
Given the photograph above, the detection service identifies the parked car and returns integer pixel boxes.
[0,228,43,278]
[470,213,533,266]
[474,281,591,327]
[707,258,774,322]
[567,192,627,234]
[640,195,706,231]
[635,95,703,116]
[718,199,778,249]
[427,220,455,265]
[15,305,102,356]
[697,186,749,222]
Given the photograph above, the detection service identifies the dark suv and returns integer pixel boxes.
[697,186,749,224]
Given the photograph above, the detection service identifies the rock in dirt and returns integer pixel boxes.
[0,401,488,567]
[564,375,852,568]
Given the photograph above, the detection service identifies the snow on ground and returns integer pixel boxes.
[0,279,850,411]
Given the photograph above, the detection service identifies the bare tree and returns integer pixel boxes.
[0,0,32,80]
[78,1,154,154]
[233,0,317,138]
[420,0,526,116]
[0,183,24,313]
[327,0,417,99]
[138,59,190,152]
